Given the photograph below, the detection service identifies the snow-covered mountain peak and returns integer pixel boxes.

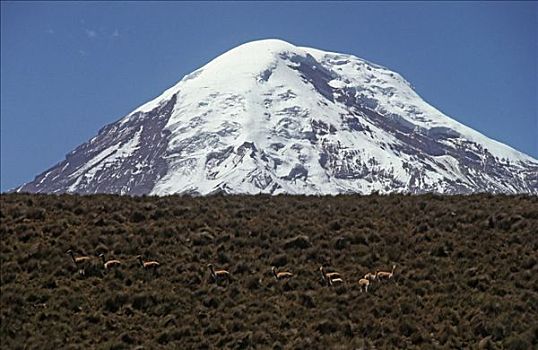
[210,38,300,65]
[132,39,300,115]
[16,40,538,195]
[188,39,298,85]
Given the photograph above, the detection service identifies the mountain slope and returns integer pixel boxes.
[16,39,538,195]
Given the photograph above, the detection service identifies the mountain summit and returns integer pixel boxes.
[17,39,538,195]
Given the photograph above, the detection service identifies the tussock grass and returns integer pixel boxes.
[1,193,537,348]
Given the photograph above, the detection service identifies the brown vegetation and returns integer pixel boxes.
[1,193,537,349]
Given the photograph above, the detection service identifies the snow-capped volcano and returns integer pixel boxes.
[16,39,538,195]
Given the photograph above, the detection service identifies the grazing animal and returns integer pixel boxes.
[364,272,377,282]
[320,266,342,286]
[376,265,396,281]
[208,264,230,284]
[66,250,91,275]
[358,278,370,292]
[329,277,345,286]
[137,255,160,270]
[272,266,293,281]
[98,253,121,270]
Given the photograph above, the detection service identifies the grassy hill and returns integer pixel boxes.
[1,193,537,349]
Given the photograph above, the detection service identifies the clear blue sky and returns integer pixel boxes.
[1,1,536,191]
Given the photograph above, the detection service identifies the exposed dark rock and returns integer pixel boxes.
[18,95,177,195]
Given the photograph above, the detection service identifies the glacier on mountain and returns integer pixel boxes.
[16,39,538,195]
